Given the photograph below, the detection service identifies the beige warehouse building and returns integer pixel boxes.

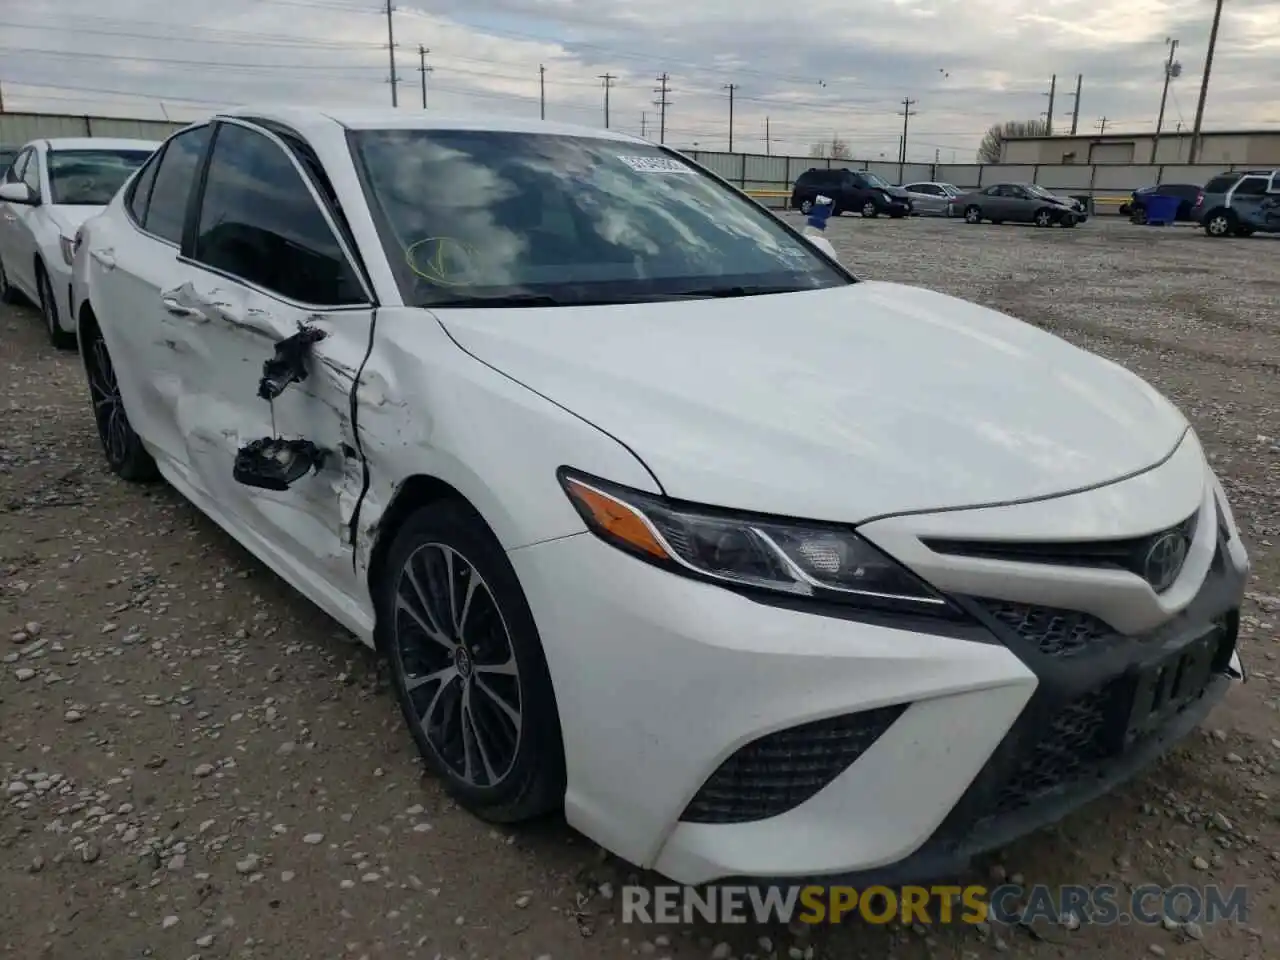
[1000,129,1280,167]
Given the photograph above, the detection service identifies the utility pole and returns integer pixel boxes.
[640,111,647,139]
[1068,74,1083,134]
[598,72,615,128]
[764,116,771,155]
[1151,38,1180,162]
[417,45,432,109]
[897,97,917,163]
[1096,116,1108,135]
[539,64,546,120]
[653,73,671,144]
[384,1,398,107]
[1189,0,1225,163]
[723,82,737,152]
[1043,74,1057,135]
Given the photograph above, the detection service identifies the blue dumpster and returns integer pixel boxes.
[1143,194,1180,225]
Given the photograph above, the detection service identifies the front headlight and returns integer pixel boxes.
[559,469,955,614]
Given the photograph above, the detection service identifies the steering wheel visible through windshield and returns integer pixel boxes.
[348,128,851,307]
[47,149,153,205]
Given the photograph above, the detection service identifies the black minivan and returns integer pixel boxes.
[790,167,913,218]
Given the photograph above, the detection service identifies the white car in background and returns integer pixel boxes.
[0,137,158,346]
[900,181,965,217]
[71,106,1248,886]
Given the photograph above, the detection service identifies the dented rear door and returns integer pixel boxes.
[162,118,377,610]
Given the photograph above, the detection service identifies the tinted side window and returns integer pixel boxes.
[127,149,162,225]
[146,125,211,244]
[1234,177,1268,197]
[194,122,363,305]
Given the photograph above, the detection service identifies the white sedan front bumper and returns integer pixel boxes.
[509,433,1248,885]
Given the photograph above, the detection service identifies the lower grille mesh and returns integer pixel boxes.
[680,704,907,824]
[976,600,1118,659]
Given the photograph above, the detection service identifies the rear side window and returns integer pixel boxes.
[1202,175,1237,194]
[145,125,211,244]
[193,121,363,305]
[1233,177,1269,197]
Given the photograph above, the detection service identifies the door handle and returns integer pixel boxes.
[160,293,207,320]
[90,248,116,270]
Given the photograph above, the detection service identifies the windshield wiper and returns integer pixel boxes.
[668,284,807,299]
[424,293,567,308]
[424,291,722,308]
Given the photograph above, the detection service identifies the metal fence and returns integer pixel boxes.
[682,150,1253,207]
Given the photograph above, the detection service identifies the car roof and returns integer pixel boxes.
[213,104,649,145]
[33,137,161,151]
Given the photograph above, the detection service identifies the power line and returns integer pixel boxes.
[653,72,671,144]
[724,83,737,152]
[897,97,917,163]
[0,18,383,49]
[418,44,433,109]
[599,72,615,128]
[385,0,398,107]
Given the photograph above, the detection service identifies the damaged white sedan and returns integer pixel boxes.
[71,106,1249,887]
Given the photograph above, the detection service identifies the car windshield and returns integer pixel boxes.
[350,129,850,307]
[939,183,961,195]
[47,149,152,205]
[1025,184,1057,198]
[861,172,890,188]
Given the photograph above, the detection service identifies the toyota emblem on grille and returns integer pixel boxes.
[1143,531,1188,592]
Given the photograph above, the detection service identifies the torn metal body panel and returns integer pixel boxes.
[346,307,661,595]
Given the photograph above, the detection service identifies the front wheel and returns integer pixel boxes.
[380,502,566,823]
[861,201,879,218]
[37,266,75,350]
[83,322,159,482]
[1034,208,1054,228]
[964,205,982,224]
[798,199,813,215]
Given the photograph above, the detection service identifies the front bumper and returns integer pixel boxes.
[511,439,1248,885]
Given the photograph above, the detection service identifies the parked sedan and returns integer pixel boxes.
[73,106,1247,887]
[900,181,963,216]
[957,182,1084,227]
[0,137,158,346]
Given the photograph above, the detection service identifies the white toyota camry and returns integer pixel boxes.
[0,137,158,347]
[70,106,1249,886]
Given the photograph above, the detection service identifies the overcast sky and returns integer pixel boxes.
[0,0,1277,161]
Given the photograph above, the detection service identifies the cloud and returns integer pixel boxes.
[0,0,1275,162]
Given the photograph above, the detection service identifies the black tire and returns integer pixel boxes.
[964,205,982,224]
[1203,210,1234,238]
[860,201,878,218]
[0,257,18,304]
[37,264,76,350]
[1131,206,1148,225]
[798,199,813,215]
[1033,207,1054,228]
[1061,216,1078,228]
[82,321,159,482]
[379,501,565,823]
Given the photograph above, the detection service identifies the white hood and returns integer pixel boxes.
[435,281,1188,522]
[47,204,105,237]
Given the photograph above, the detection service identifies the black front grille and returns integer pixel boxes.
[680,704,907,824]
[923,512,1198,593]
[975,600,1119,659]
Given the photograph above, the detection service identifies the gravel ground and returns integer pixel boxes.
[2,216,1279,960]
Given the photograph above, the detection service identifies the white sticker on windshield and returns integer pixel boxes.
[617,155,696,174]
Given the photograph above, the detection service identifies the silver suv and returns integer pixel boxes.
[1191,169,1280,238]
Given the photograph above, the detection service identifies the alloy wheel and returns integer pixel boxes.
[86,330,130,467]
[965,206,981,223]
[1035,210,1052,227]
[798,200,813,214]
[392,543,523,788]
[861,201,877,217]
[1206,215,1231,237]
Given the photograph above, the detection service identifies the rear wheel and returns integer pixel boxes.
[1204,211,1234,237]
[380,502,566,823]
[964,205,982,224]
[83,321,159,482]
[861,200,878,218]
[1033,208,1054,228]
